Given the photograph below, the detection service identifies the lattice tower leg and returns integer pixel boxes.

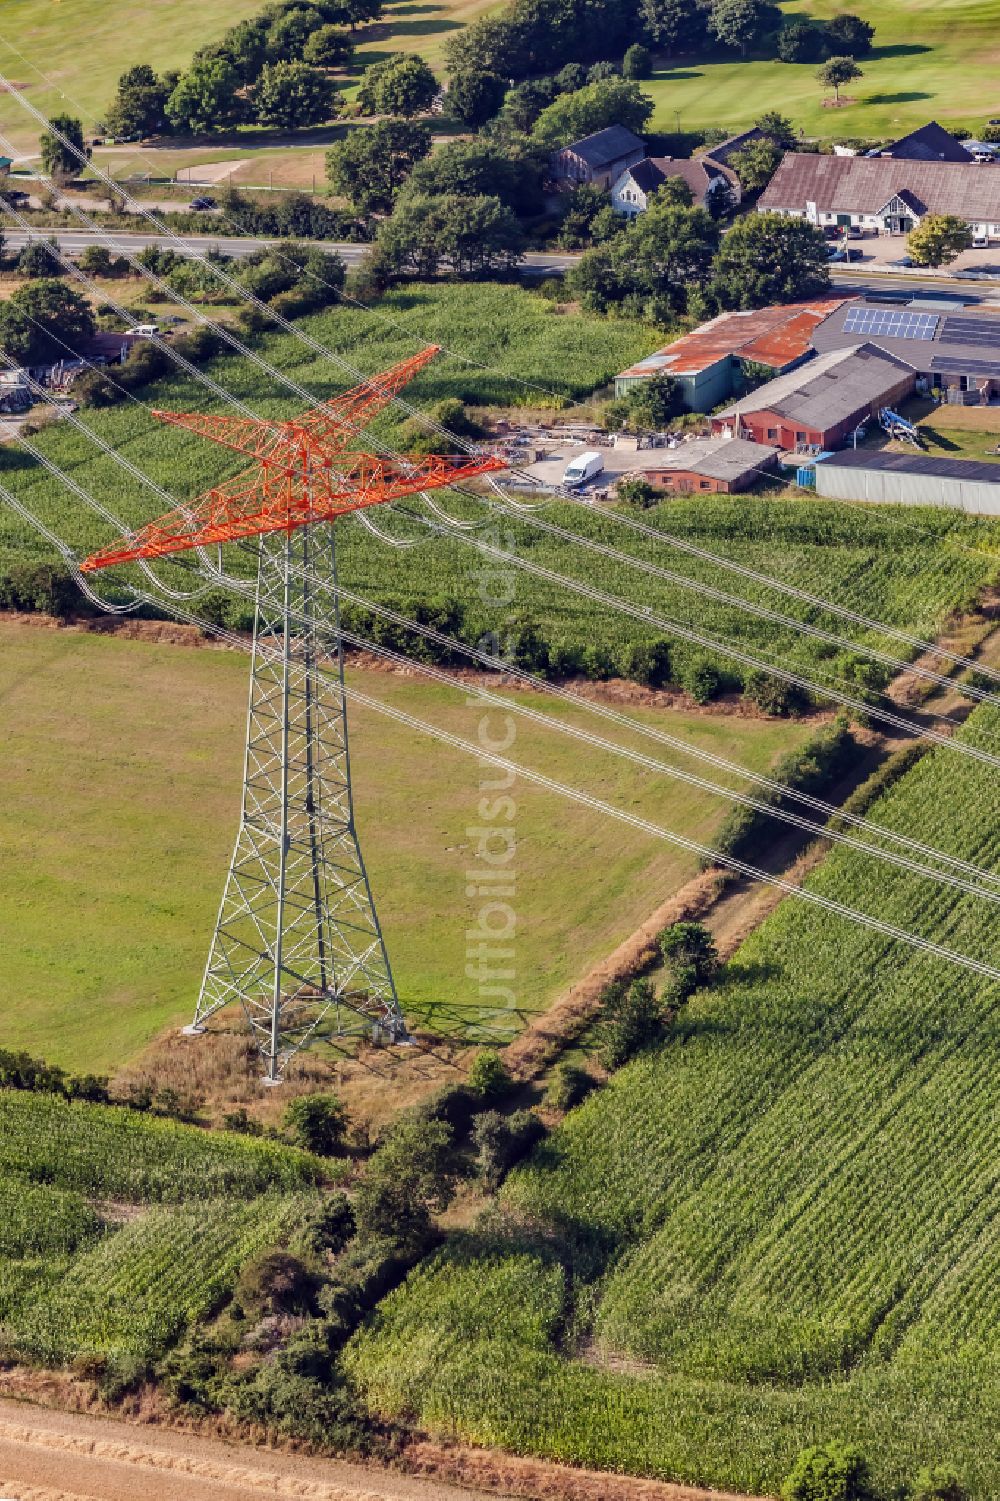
[184,523,404,1082]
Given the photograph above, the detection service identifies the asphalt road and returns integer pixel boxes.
[3,227,999,298]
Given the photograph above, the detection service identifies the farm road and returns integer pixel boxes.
[0,1400,495,1501]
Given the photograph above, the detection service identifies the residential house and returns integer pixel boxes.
[758,153,1000,241]
[550,125,645,190]
[610,155,737,216]
[614,298,848,411]
[710,342,916,450]
[634,436,779,494]
[869,121,976,163]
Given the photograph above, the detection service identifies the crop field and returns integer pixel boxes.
[0,1088,322,1361]
[0,621,809,1072]
[2,283,999,697]
[348,700,1000,1499]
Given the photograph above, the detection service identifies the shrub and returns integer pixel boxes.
[911,1468,968,1501]
[354,1118,457,1250]
[742,670,808,717]
[473,1108,544,1191]
[658,921,719,989]
[781,1443,876,1501]
[615,477,659,508]
[283,1093,348,1156]
[235,1251,316,1316]
[680,653,723,703]
[294,1192,356,1257]
[468,1048,514,1101]
[599,978,662,1071]
[544,1061,595,1111]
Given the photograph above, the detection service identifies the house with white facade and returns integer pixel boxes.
[610,155,737,216]
[758,153,1000,242]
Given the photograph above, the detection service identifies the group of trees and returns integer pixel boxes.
[102,0,373,138]
[567,189,830,324]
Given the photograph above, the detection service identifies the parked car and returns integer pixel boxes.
[891,256,915,268]
[189,196,217,211]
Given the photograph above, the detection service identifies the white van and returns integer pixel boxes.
[127,324,161,337]
[562,450,604,487]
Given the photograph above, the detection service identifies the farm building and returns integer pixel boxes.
[550,126,645,189]
[614,298,848,410]
[610,155,737,216]
[634,436,779,494]
[698,127,777,190]
[810,298,1000,405]
[758,153,1000,241]
[814,449,1000,515]
[870,121,976,164]
[711,343,916,451]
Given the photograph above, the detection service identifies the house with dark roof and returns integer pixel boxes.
[869,121,976,164]
[614,299,848,411]
[550,126,645,189]
[710,343,916,450]
[610,155,736,216]
[634,436,779,494]
[758,153,1000,240]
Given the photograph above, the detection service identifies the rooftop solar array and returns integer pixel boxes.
[940,315,1000,350]
[843,307,939,340]
[931,355,1000,378]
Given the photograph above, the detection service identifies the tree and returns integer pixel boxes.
[166,56,245,133]
[555,62,587,93]
[283,1092,348,1155]
[494,77,558,134]
[729,135,783,193]
[253,60,338,126]
[377,192,525,277]
[639,0,707,53]
[824,12,875,57]
[202,17,270,82]
[776,18,825,62]
[817,55,863,103]
[447,68,507,126]
[711,212,829,308]
[337,0,384,30]
[587,60,618,82]
[910,1469,968,1501]
[622,43,652,79]
[266,5,326,63]
[302,24,354,66]
[39,114,88,185]
[326,117,431,214]
[531,78,654,149]
[781,1443,876,1501]
[907,213,973,268]
[403,138,545,215]
[755,110,797,149]
[467,1047,514,1099]
[607,371,683,431]
[570,195,720,321]
[709,0,779,56]
[105,65,171,138]
[16,238,64,278]
[659,921,719,990]
[353,1118,457,1250]
[358,53,438,116]
[473,1108,543,1192]
[0,280,96,366]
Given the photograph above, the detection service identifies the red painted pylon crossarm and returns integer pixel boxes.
[294,346,443,449]
[79,450,505,571]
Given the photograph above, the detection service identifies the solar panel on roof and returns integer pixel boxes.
[843,307,939,340]
[939,316,1000,350]
[931,355,1000,377]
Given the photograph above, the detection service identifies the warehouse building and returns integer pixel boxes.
[634,436,779,494]
[711,343,916,451]
[810,299,1000,404]
[614,299,847,411]
[814,450,1000,515]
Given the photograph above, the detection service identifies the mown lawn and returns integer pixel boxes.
[0,621,810,1073]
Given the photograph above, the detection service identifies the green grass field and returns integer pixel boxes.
[0,621,809,1073]
[348,700,1000,1500]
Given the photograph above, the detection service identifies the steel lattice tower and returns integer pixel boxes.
[82,347,505,1082]
[186,523,401,1082]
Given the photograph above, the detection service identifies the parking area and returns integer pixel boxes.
[837,234,1000,277]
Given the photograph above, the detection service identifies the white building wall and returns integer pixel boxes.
[815,462,1000,515]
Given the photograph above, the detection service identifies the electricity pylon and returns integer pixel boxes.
[83,348,505,1081]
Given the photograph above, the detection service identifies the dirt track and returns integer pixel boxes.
[0,1401,495,1501]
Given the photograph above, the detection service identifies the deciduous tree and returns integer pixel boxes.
[709,0,778,56]
[358,53,438,115]
[326,117,431,214]
[817,55,863,102]
[105,65,171,139]
[824,12,875,56]
[39,114,88,184]
[907,214,973,267]
[639,0,707,53]
[302,23,354,66]
[530,77,654,148]
[712,211,829,307]
[253,60,338,126]
[166,56,246,134]
[447,68,507,126]
[0,280,96,366]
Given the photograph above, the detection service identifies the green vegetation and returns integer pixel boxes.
[348,702,1000,1498]
[0,622,809,1072]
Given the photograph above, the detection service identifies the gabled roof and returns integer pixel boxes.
[557,125,645,168]
[619,155,725,201]
[820,449,1000,485]
[875,121,975,164]
[759,152,1000,220]
[616,298,849,380]
[641,436,778,482]
[717,343,914,429]
[699,127,767,171]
